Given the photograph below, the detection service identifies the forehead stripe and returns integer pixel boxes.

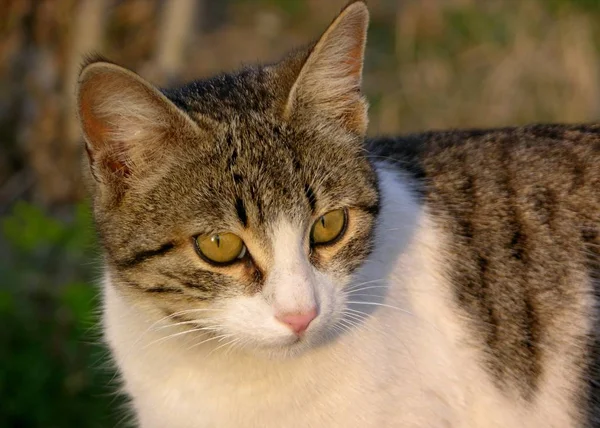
[304,183,317,212]
[236,197,248,227]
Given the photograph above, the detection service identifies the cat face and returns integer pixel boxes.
[78,2,378,356]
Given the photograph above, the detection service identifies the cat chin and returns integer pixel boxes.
[225,328,334,360]
[243,338,320,360]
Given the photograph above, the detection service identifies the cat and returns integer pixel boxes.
[76,1,600,427]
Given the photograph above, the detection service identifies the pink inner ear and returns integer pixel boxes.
[80,94,108,150]
[79,75,132,178]
[338,16,366,82]
[346,47,362,81]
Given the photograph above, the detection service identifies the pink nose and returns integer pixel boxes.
[276,308,318,335]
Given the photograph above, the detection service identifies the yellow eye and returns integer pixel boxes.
[310,209,347,245]
[194,233,246,265]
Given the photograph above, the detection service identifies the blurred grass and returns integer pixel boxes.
[0,202,121,427]
[2,0,600,426]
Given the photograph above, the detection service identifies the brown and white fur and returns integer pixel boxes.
[77,2,600,427]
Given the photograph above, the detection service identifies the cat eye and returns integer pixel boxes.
[194,233,247,265]
[310,209,347,245]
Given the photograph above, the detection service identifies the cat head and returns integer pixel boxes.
[77,1,380,357]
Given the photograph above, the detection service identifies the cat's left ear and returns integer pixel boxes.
[283,1,369,136]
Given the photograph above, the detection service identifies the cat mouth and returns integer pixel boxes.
[280,333,305,347]
[265,331,314,352]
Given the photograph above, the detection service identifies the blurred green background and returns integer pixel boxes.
[2,0,600,426]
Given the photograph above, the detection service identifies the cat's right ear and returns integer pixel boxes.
[282,1,369,136]
[77,60,198,188]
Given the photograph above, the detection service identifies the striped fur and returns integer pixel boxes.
[77,1,600,426]
[368,124,600,425]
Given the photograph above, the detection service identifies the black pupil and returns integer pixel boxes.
[213,235,221,247]
[320,216,326,228]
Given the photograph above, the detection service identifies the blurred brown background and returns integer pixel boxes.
[1,0,600,426]
[2,0,600,210]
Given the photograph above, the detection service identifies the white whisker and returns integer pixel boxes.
[187,333,230,351]
[346,300,415,317]
[346,284,390,293]
[208,336,241,357]
[154,320,202,330]
[346,301,442,334]
[142,326,214,350]
[345,278,387,291]
[137,307,221,343]
[224,337,243,356]
[345,293,387,300]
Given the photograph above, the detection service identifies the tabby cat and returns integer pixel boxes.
[76,2,600,427]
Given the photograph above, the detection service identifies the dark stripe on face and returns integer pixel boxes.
[117,242,175,268]
[123,280,183,295]
[169,313,198,324]
[159,270,213,295]
[181,282,212,294]
[304,184,317,212]
[359,203,380,216]
[249,186,264,222]
[146,286,184,294]
[228,146,238,169]
[235,197,248,227]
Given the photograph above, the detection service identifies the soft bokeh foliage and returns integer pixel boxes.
[1,0,600,426]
